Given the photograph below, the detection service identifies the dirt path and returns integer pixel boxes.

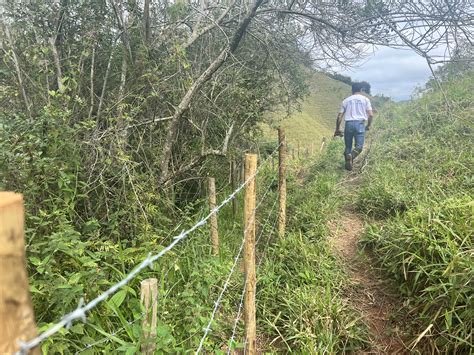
[328,175,407,354]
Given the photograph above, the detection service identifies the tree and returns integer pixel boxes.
[359,81,371,95]
[0,0,472,232]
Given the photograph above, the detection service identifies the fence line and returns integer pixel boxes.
[227,204,279,354]
[196,170,279,353]
[75,269,169,355]
[18,144,281,354]
[80,159,280,354]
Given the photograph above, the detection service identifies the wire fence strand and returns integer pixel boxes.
[195,169,279,353]
[227,204,279,354]
[19,145,281,354]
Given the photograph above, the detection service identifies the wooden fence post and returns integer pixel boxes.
[208,177,219,255]
[231,160,237,218]
[320,136,327,152]
[278,129,286,238]
[243,154,257,355]
[141,278,158,354]
[0,192,38,354]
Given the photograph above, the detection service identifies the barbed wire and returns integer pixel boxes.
[227,207,279,355]
[76,241,195,354]
[73,222,180,354]
[19,145,281,354]
[195,169,279,353]
[79,184,244,354]
[195,227,246,354]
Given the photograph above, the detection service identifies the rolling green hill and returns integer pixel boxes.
[262,70,352,152]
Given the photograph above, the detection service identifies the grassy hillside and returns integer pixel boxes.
[262,70,351,150]
[357,72,473,352]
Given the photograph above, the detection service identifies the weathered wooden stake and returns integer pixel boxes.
[243,154,257,355]
[311,142,314,155]
[278,129,287,238]
[320,136,327,152]
[0,192,38,354]
[297,140,300,158]
[141,278,158,354]
[208,177,219,255]
[231,160,237,218]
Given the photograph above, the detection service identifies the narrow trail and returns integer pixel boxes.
[328,172,407,354]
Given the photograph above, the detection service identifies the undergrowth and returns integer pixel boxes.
[1,123,368,353]
[257,141,369,353]
[358,72,473,353]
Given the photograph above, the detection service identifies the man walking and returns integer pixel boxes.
[334,83,374,171]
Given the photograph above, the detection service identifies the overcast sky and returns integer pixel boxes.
[340,47,439,102]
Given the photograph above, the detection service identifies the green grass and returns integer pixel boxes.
[261,70,351,151]
[357,72,474,353]
[256,140,369,353]
[23,144,370,354]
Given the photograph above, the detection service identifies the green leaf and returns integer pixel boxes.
[125,346,137,355]
[70,323,84,335]
[108,290,127,308]
[29,285,44,294]
[69,272,82,285]
[29,256,42,266]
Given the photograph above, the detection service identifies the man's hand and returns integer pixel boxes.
[334,130,343,137]
[365,125,371,131]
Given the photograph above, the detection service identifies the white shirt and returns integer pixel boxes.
[339,94,372,121]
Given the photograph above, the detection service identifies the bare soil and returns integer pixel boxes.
[328,172,408,354]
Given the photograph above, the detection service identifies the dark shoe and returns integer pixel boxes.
[345,154,353,171]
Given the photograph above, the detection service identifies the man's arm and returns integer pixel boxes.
[335,101,345,136]
[366,110,373,130]
[335,112,344,136]
[366,98,374,130]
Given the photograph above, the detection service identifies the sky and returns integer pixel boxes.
[340,47,439,102]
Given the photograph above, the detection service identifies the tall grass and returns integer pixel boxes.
[257,141,369,352]
[358,72,473,352]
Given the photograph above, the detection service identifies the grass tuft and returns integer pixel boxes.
[358,72,474,352]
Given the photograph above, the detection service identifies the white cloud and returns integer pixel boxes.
[340,47,441,101]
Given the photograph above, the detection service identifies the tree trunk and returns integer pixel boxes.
[49,36,64,92]
[3,26,32,118]
[158,0,265,185]
[144,0,151,45]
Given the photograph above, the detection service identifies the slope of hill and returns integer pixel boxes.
[357,71,473,352]
[262,70,351,151]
